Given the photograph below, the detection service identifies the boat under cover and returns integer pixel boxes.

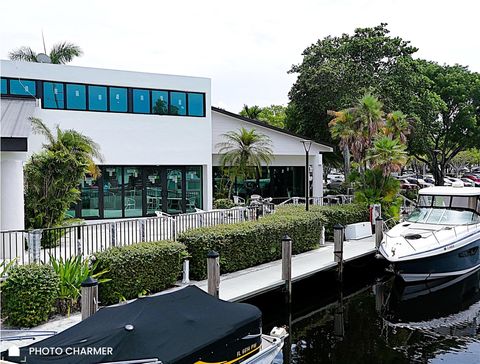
[379,186,480,282]
[2,286,263,364]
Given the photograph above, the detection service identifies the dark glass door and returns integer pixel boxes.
[145,167,163,216]
[166,167,184,214]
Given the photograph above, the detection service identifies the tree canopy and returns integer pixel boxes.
[240,104,287,128]
[9,41,83,64]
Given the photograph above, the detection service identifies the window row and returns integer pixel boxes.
[1,78,205,117]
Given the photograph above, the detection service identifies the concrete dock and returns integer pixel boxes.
[1,235,376,350]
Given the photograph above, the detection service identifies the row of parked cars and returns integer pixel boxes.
[397,171,480,189]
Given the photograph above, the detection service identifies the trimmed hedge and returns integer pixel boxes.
[179,203,368,280]
[94,241,187,305]
[2,264,59,327]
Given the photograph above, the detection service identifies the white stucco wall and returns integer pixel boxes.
[1,60,213,210]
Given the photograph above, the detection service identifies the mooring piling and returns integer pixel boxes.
[375,217,384,249]
[333,224,345,281]
[81,277,98,320]
[281,234,293,303]
[207,250,220,298]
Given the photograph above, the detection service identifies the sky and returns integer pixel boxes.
[1,0,479,112]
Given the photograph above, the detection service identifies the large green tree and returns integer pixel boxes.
[287,23,430,147]
[9,41,83,64]
[408,62,480,185]
[240,104,287,128]
[25,118,102,230]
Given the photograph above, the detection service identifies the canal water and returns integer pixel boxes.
[244,257,480,363]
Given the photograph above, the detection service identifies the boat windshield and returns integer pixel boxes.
[406,208,480,225]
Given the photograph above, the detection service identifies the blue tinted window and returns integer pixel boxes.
[1,79,6,94]
[152,91,169,115]
[43,82,64,109]
[170,92,186,115]
[109,87,127,112]
[66,84,86,110]
[188,93,204,116]
[10,79,36,96]
[133,89,150,113]
[88,86,107,111]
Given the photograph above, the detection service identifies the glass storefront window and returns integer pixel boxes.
[10,79,36,96]
[133,89,150,113]
[103,167,123,218]
[1,79,6,94]
[167,168,183,214]
[66,84,86,110]
[88,86,107,111]
[109,87,127,112]
[43,82,64,109]
[152,91,169,115]
[124,167,143,217]
[186,167,202,211]
[81,174,100,218]
[169,92,186,116]
[145,168,163,216]
[187,93,204,116]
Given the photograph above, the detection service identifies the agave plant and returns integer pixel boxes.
[49,255,110,316]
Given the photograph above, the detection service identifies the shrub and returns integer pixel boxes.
[179,204,368,280]
[94,241,187,305]
[50,255,110,316]
[213,198,235,209]
[2,264,59,327]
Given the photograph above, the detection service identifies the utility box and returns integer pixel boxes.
[345,222,372,240]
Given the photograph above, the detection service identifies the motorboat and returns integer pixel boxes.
[379,184,480,282]
[1,286,287,364]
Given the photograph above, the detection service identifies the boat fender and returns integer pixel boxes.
[270,327,287,338]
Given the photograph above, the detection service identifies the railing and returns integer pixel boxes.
[279,195,353,206]
[1,205,274,265]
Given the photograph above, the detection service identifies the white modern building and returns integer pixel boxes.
[0,60,332,231]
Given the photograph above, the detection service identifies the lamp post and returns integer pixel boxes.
[301,140,312,211]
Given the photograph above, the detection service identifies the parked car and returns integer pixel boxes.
[398,178,418,190]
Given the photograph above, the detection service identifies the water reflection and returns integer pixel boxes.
[246,261,480,363]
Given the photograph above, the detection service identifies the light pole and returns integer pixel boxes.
[301,140,312,211]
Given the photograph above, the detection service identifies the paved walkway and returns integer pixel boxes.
[1,235,376,351]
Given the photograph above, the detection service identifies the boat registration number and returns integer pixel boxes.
[237,342,258,357]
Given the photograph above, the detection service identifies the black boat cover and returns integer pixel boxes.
[2,285,262,364]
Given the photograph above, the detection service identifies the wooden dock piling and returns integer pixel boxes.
[207,251,220,298]
[333,224,345,281]
[282,235,293,303]
[81,277,98,320]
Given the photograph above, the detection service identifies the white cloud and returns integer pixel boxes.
[1,0,479,112]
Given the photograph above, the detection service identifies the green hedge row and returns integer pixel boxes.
[1,264,59,327]
[94,241,187,305]
[179,203,368,280]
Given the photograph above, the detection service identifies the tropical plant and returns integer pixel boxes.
[366,137,408,176]
[9,41,83,64]
[216,127,273,197]
[24,118,103,232]
[240,105,262,120]
[49,255,110,316]
[385,111,410,143]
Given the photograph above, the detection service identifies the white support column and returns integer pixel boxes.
[1,152,26,231]
[312,153,324,200]
[204,164,213,210]
[1,152,26,261]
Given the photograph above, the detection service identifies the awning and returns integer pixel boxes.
[1,98,36,151]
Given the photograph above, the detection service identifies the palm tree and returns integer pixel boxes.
[216,127,273,197]
[366,136,408,176]
[25,118,103,230]
[385,111,410,143]
[328,93,385,164]
[30,117,103,175]
[9,41,83,64]
[240,105,262,120]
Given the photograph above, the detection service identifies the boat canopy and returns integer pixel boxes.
[3,286,262,364]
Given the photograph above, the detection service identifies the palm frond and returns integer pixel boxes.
[49,42,83,64]
[8,46,38,62]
